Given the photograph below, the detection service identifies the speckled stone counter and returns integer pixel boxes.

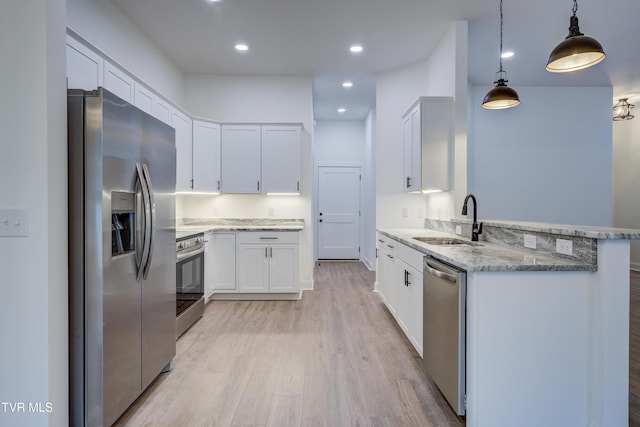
[177,218,304,237]
[378,228,596,272]
[379,219,640,272]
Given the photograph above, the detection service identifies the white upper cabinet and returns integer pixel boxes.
[171,109,193,192]
[403,105,421,192]
[133,82,154,116]
[192,120,221,193]
[402,97,453,193]
[104,60,134,103]
[66,36,103,90]
[220,125,262,194]
[153,97,172,125]
[261,125,301,194]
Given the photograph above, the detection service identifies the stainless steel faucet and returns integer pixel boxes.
[461,194,483,241]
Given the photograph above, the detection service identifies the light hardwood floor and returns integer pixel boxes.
[115,264,640,427]
[115,261,464,427]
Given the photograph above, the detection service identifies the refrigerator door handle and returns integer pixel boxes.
[136,162,152,282]
[141,163,156,279]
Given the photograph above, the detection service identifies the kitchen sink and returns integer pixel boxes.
[412,237,482,246]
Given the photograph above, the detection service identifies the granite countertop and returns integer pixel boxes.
[378,228,597,272]
[475,219,640,240]
[176,218,304,237]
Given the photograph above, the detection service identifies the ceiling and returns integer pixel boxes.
[111,0,640,121]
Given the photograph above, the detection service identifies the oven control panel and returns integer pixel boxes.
[176,233,205,253]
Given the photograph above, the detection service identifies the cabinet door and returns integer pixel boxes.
[134,82,154,116]
[193,120,221,193]
[269,244,299,292]
[408,264,423,357]
[403,104,421,192]
[153,97,172,125]
[238,244,269,292]
[172,109,193,192]
[66,36,103,90]
[104,60,134,103]
[210,233,237,291]
[261,125,301,193]
[220,125,262,193]
[204,234,216,298]
[395,260,412,335]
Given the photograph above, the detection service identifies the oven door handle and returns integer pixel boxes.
[176,243,205,262]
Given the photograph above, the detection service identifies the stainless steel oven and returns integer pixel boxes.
[176,232,205,338]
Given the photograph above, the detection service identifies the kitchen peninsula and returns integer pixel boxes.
[377,219,640,427]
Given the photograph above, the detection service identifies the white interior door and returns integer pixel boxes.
[317,166,361,259]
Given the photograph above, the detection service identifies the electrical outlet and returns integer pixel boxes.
[524,234,537,249]
[268,207,275,217]
[0,208,28,237]
[556,238,573,256]
[212,208,219,217]
[455,225,462,235]
[402,207,409,218]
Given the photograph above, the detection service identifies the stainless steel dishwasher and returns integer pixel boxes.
[423,256,466,416]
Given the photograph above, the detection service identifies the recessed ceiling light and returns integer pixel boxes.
[349,45,363,53]
[235,43,249,52]
[501,51,514,58]
[337,107,346,113]
[342,81,353,88]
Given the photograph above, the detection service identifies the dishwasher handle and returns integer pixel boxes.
[424,259,458,283]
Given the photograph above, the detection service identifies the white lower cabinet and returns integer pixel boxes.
[376,233,423,357]
[204,232,236,298]
[237,232,299,293]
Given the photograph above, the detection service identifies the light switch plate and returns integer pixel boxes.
[0,208,28,237]
[402,207,409,218]
[455,225,462,235]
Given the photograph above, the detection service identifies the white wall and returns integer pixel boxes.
[469,85,613,226]
[376,21,467,229]
[313,120,376,268]
[66,0,184,104]
[181,74,315,288]
[613,115,640,270]
[314,121,365,163]
[363,110,377,268]
[0,1,68,426]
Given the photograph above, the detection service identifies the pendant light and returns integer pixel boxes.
[546,0,605,73]
[482,0,520,110]
[613,98,635,121]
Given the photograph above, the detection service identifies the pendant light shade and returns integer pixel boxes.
[482,75,520,110]
[482,0,520,110]
[546,2,605,73]
[613,98,635,121]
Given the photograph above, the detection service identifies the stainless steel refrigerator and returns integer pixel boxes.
[68,88,176,427]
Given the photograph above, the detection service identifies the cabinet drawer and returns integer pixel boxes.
[238,231,299,244]
[397,243,424,271]
[379,236,397,256]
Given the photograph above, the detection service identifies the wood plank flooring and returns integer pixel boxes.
[115,264,640,427]
[115,261,463,427]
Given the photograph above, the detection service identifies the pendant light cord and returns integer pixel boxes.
[498,0,505,75]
